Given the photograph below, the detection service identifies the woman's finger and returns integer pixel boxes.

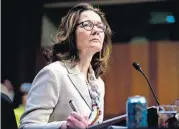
[67,115,85,128]
[66,121,76,129]
[70,112,88,127]
[66,116,77,129]
[84,116,89,121]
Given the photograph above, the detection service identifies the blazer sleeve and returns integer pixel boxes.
[20,67,66,129]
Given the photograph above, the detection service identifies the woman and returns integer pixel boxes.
[20,3,112,129]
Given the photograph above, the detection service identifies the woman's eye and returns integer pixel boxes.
[83,23,89,27]
[83,23,92,27]
[98,24,104,29]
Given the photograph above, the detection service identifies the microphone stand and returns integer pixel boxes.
[132,62,160,106]
[139,69,160,106]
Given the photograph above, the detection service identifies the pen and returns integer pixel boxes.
[69,100,80,113]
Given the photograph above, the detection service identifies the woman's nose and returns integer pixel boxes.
[91,25,100,35]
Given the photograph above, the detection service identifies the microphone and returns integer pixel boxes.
[132,62,160,106]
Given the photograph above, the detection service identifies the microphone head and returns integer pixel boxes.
[132,62,142,72]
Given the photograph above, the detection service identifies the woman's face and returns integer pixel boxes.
[75,10,105,55]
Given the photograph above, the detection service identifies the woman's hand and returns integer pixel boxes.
[61,111,89,129]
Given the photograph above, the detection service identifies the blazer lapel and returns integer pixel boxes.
[64,62,92,110]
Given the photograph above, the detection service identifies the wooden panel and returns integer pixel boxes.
[103,41,179,119]
[157,41,179,104]
[104,44,132,116]
[148,43,158,106]
[130,43,150,104]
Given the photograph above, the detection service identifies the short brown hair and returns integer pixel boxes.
[43,3,112,78]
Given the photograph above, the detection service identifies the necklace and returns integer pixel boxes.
[79,69,102,124]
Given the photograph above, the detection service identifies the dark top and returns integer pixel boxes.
[1,92,18,129]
